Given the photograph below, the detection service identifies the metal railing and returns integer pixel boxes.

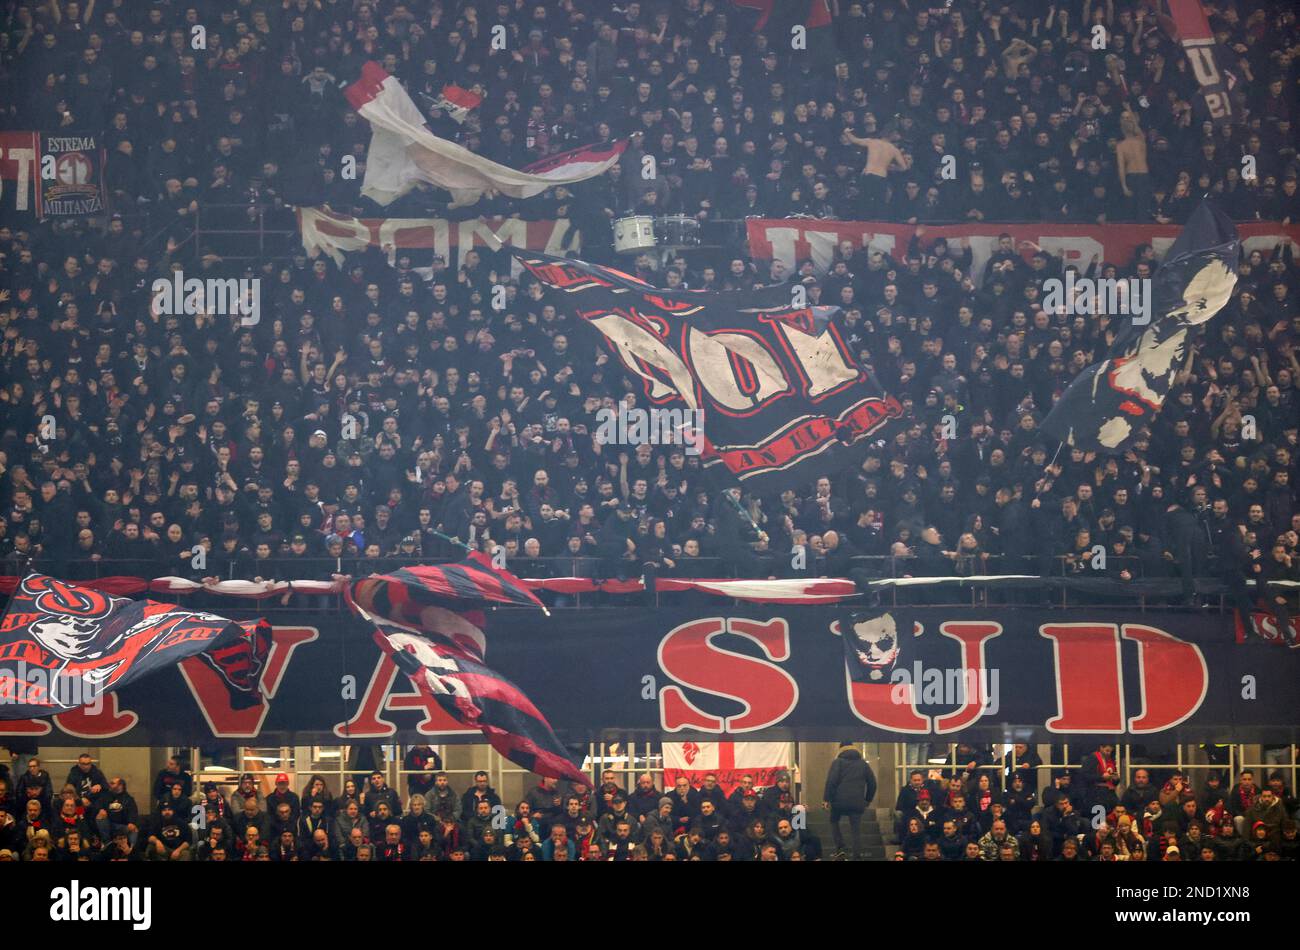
[4,552,1294,612]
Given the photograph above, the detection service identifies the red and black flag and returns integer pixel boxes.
[0,575,270,718]
[360,606,588,786]
[350,551,544,659]
[514,251,901,491]
[1162,0,1236,127]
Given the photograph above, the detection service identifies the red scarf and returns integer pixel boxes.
[1094,750,1117,787]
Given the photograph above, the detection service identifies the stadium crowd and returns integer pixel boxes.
[0,1,1296,633]
[0,749,827,861]
[0,742,1294,861]
[896,743,1299,861]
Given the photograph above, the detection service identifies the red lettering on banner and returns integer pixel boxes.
[176,626,318,738]
[933,621,1003,733]
[1041,623,1126,732]
[52,693,137,738]
[714,396,902,480]
[846,671,931,733]
[657,617,798,733]
[0,716,51,736]
[1122,624,1208,732]
[335,653,477,738]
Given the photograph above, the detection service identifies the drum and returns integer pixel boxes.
[657,214,700,248]
[612,215,657,253]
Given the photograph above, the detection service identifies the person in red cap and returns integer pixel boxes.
[267,773,301,823]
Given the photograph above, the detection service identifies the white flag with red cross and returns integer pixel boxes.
[662,742,792,796]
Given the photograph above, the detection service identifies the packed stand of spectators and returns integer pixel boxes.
[0,750,821,861]
[0,2,1296,621]
[894,741,1299,860]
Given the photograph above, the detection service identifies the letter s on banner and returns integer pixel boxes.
[657,617,798,733]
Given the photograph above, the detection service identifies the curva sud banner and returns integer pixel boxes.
[1,607,1294,746]
[746,218,1300,285]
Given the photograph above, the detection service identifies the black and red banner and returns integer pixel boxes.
[516,251,901,491]
[2,606,1293,746]
[0,575,269,721]
[38,131,107,216]
[1165,0,1235,126]
[0,131,39,216]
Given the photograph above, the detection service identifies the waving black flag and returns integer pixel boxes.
[514,251,902,491]
[0,575,269,718]
[1042,202,1238,452]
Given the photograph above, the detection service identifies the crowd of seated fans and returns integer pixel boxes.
[0,751,819,861]
[0,1,1295,631]
[894,741,1299,860]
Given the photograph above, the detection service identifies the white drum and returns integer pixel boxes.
[657,214,700,248]
[613,215,657,253]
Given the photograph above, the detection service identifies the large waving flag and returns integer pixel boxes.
[344,62,625,207]
[0,575,269,718]
[1041,202,1238,452]
[515,251,902,491]
[350,554,586,785]
[363,607,587,787]
[351,551,544,659]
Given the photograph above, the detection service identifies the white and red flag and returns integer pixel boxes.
[344,62,625,207]
[662,742,792,796]
[432,84,483,123]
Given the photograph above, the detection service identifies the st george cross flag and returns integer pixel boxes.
[432,84,483,124]
[1041,202,1238,452]
[515,251,902,491]
[662,742,792,796]
[361,607,588,786]
[0,575,270,718]
[344,62,625,207]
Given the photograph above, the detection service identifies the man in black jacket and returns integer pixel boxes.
[152,757,193,803]
[65,754,108,812]
[822,742,878,861]
[93,777,140,848]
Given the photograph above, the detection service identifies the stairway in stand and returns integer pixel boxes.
[803,806,898,860]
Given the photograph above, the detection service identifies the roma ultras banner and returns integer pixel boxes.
[38,131,107,216]
[515,251,902,491]
[1165,0,1234,126]
[0,575,269,719]
[4,607,1296,746]
[344,61,625,207]
[663,742,792,796]
[1042,201,1238,451]
[297,207,579,276]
